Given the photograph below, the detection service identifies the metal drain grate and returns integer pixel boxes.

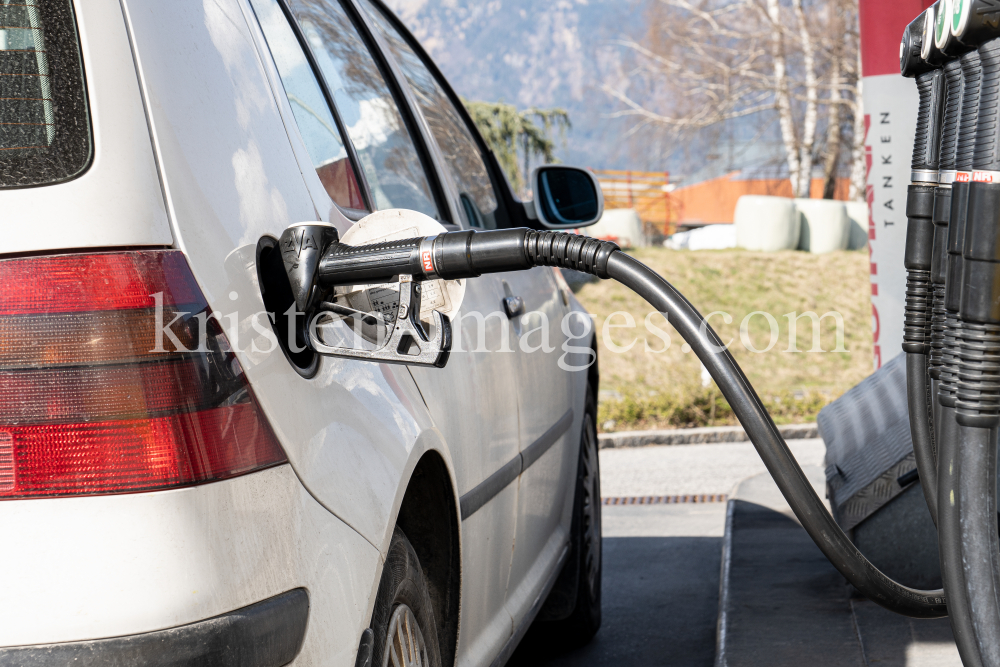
[601,494,728,506]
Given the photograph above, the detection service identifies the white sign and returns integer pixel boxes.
[864,73,918,370]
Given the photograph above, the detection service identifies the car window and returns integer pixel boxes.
[358,0,499,229]
[248,0,365,210]
[0,0,91,188]
[288,0,439,220]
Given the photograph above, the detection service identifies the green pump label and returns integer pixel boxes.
[936,0,948,42]
[953,0,964,33]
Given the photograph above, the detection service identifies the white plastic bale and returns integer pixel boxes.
[844,201,870,250]
[795,198,850,254]
[585,208,647,248]
[684,224,736,250]
[733,195,799,251]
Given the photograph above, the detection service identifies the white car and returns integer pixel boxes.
[0,1,602,666]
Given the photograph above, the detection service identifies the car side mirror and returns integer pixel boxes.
[528,165,603,229]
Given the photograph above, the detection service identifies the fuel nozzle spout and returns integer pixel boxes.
[278,222,340,314]
[275,222,619,368]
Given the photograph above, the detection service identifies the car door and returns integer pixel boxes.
[356,0,580,633]
[276,1,524,663]
[493,267,577,627]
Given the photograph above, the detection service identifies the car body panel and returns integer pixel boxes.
[500,266,580,627]
[239,0,549,658]
[408,275,523,665]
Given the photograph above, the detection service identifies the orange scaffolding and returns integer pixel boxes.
[592,169,676,237]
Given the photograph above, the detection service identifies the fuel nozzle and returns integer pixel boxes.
[940,0,995,403]
[276,223,619,367]
[939,46,983,409]
[278,222,340,314]
[929,47,968,379]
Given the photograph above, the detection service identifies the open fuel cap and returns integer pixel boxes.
[328,209,466,343]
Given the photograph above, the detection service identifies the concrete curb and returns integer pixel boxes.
[597,423,819,449]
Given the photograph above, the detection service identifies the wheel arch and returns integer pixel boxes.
[393,449,462,667]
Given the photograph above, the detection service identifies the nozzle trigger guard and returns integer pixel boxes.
[307,275,452,368]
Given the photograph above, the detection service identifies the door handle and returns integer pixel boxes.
[503,295,524,319]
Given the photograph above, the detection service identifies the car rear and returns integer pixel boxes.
[0,1,379,664]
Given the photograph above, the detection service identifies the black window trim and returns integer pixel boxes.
[258,0,375,213]
[337,0,462,227]
[356,0,538,230]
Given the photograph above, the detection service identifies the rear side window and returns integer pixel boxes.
[0,0,91,188]
[248,0,365,211]
[358,0,499,229]
[289,0,439,219]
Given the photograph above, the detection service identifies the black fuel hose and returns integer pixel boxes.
[957,32,1000,663]
[310,228,949,618]
[938,405,985,665]
[957,422,1000,664]
[902,10,946,526]
[938,43,986,667]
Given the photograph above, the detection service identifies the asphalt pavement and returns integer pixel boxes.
[510,502,726,667]
[508,438,961,667]
[509,440,825,666]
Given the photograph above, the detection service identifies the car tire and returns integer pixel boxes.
[370,527,443,667]
[542,385,603,646]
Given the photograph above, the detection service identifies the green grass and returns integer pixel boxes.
[573,247,873,432]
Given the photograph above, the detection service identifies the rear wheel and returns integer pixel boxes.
[370,528,442,667]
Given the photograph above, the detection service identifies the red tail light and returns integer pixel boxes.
[0,250,286,499]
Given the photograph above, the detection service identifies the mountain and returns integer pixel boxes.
[382,0,787,183]
[382,0,652,171]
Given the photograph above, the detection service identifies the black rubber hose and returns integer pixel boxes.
[904,62,945,522]
[904,187,938,524]
[954,320,1000,663]
[938,406,987,667]
[908,353,940,524]
[939,46,984,667]
[305,226,949,618]
[955,36,1000,662]
[958,424,1000,664]
[601,251,948,618]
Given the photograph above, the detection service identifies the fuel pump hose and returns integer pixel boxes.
[315,227,949,619]
[901,9,945,528]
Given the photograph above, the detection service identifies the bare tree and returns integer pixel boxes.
[848,37,865,201]
[603,0,861,200]
[821,53,844,199]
